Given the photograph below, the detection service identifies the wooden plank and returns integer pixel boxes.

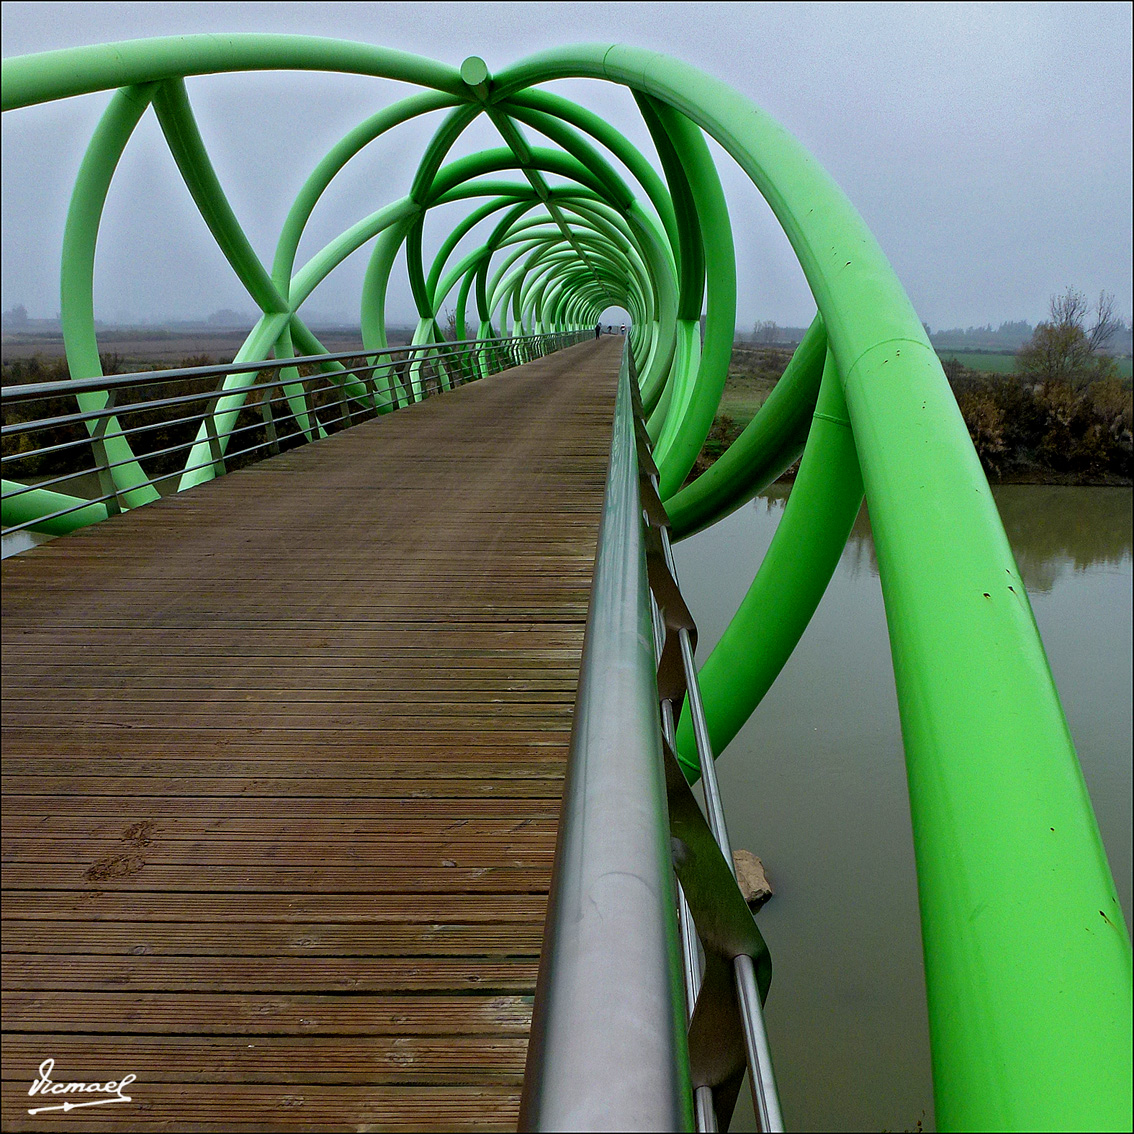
[1,991,535,1034]
[1,672,582,690]
[1,921,543,955]
[1,776,566,798]
[0,731,573,752]
[1,956,540,993]
[3,1084,521,1132]
[2,893,550,923]
[3,837,555,867]
[3,1033,530,1082]
[1,796,563,819]
[0,816,558,839]
[0,759,566,779]
[3,863,551,893]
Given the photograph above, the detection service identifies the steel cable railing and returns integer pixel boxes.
[522,344,782,1132]
[2,330,586,541]
[651,508,783,1133]
[632,353,783,1133]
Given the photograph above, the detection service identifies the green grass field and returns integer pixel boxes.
[939,350,1133,380]
[940,351,1018,374]
[718,387,771,427]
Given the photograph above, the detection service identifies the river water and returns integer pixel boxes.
[672,484,1132,1133]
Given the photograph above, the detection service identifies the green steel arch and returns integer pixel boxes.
[2,35,1130,1131]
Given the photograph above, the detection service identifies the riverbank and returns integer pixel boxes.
[689,349,1133,487]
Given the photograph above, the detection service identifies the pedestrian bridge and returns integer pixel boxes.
[2,35,1129,1133]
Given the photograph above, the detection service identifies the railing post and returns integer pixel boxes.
[394,359,411,406]
[337,375,351,429]
[258,384,280,455]
[362,370,378,415]
[202,393,227,478]
[89,387,121,517]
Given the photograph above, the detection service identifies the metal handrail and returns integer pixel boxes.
[0,331,568,403]
[520,344,692,1131]
[521,343,783,1131]
[2,330,587,539]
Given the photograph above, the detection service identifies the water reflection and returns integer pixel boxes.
[993,486,1133,592]
[753,484,880,579]
[756,483,1133,593]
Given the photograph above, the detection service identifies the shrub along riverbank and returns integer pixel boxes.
[687,347,1132,486]
[949,366,1132,484]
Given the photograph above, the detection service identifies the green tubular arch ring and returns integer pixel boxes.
[58,83,162,507]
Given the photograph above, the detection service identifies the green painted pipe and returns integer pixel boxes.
[2,481,110,535]
[152,79,288,316]
[505,89,680,269]
[492,43,1132,1128]
[674,349,863,775]
[58,84,161,509]
[1,34,468,110]
[666,314,827,539]
[643,96,735,496]
[272,89,457,292]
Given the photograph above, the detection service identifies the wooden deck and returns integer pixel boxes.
[0,337,622,1132]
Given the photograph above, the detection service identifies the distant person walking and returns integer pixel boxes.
[595,323,601,338]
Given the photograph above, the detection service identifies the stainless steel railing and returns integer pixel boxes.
[519,340,692,1131]
[645,459,784,1134]
[2,330,586,540]
[521,344,783,1132]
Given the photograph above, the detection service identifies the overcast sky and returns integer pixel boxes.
[2,1,1131,331]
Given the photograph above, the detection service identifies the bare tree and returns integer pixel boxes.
[1050,286,1090,331]
[1019,287,1121,391]
[753,319,778,344]
[1087,291,1119,352]
[1048,287,1118,351]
